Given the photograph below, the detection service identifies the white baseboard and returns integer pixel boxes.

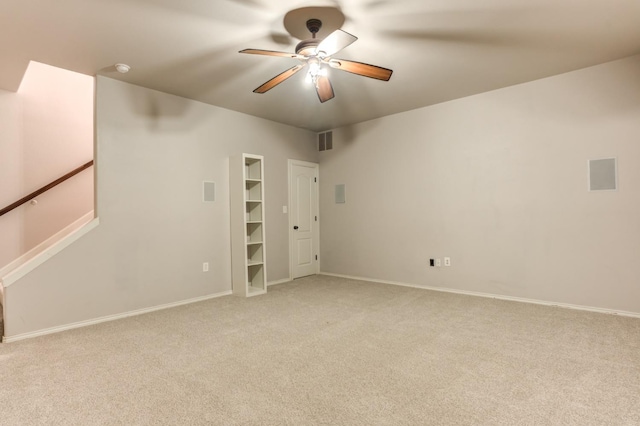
[2,290,232,343]
[267,278,291,287]
[320,272,640,319]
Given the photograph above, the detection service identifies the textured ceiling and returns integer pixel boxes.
[2,0,640,131]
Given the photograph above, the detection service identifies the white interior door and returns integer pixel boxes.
[289,160,319,279]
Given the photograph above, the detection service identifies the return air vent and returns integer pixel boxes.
[588,158,617,191]
[318,131,333,151]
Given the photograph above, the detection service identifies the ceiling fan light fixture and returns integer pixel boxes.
[308,58,321,75]
[306,59,328,85]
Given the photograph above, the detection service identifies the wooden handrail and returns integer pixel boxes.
[0,160,94,217]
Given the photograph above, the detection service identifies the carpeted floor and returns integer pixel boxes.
[1,275,639,425]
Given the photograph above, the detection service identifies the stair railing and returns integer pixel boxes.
[0,160,94,217]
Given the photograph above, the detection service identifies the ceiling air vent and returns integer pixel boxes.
[318,131,333,151]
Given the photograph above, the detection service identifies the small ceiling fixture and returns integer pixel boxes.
[115,63,130,73]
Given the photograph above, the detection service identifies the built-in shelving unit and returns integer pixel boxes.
[230,154,267,297]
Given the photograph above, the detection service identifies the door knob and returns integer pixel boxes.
[293,226,299,230]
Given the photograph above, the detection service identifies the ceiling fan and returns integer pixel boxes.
[240,18,393,103]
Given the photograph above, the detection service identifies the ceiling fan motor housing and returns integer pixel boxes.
[296,39,320,56]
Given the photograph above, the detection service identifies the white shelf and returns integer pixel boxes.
[248,286,267,296]
[231,153,267,297]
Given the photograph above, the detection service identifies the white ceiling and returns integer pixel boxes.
[2,0,640,131]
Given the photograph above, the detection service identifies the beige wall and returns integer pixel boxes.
[0,89,23,266]
[319,54,640,314]
[4,77,317,338]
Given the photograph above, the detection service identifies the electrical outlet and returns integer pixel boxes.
[203,262,209,272]
[430,259,435,267]
[444,257,451,267]
[435,258,441,267]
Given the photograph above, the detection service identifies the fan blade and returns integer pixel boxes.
[316,30,357,57]
[253,64,306,94]
[329,59,393,81]
[240,49,298,58]
[315,76,335,103]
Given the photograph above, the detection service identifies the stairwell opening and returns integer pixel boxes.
[0,61,95,319]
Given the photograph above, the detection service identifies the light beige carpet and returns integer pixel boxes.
[1,275,639,425]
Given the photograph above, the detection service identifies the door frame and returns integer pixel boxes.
[288,159,320,280]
